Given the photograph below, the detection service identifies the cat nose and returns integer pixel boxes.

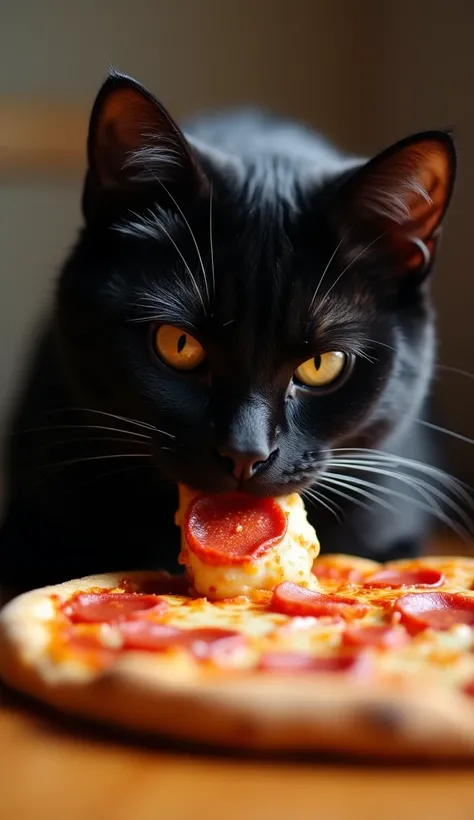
[217,448,276,483]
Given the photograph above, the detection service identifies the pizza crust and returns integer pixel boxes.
[3,569,474,759]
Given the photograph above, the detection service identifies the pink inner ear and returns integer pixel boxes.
[336,137,454,274]
[352,140,452,240]
[90,83,197,190]
[93,90,161,186]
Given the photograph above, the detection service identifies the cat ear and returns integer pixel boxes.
[86,69,207,192]
[334,131,456,276]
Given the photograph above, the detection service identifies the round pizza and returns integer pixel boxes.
[2,486,474,759]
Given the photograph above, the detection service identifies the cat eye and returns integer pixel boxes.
[154,325,205,371]
[294,351,347,388]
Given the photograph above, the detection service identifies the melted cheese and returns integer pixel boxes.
[176,486,320,600]
[93,582,474,681]
[42,557,474,692]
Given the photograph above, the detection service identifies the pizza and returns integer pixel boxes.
[2,485,474,759]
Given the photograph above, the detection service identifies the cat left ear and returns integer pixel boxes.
[86,69,207,193]
[334,131,457,277]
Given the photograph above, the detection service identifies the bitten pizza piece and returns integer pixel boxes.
[176,485,319,600]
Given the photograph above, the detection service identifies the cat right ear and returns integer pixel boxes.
[330,131,457,279]
[85,69,207,195]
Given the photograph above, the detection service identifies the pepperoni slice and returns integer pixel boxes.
[120,622,245,660]
[364,568,445,589]
[342,624,410,649]
[462,679,474,698]
[62,592,167,624]
[184,492,287,565]
[119,621,182,650]
[270,582,368,619]
[179,628,246,661]
[395,592,474,633]
[257,651,370,674]
[312,564,362,584]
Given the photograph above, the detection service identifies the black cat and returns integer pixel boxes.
[0,70,459,588]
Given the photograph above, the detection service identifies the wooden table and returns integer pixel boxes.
[2,690,474,820]
[3,539,474,820]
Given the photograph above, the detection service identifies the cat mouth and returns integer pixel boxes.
[171,469,319,499]
[157,444,322,497]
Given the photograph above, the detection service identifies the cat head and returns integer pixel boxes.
[57,70,457,496]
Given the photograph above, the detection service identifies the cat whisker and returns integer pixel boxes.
[322,474,399,514]
[37,452,153,473]
[416,418,474,449]
[355,349,378,364]
[54,408,175,438]
[13,423,152,441]
[37,436,151,451]
[302,488,343,524]
[128,314,165,324]
[316,477,377,515]
[325,467,446,522]
[328,455,474,516]
[309,229,351,309]
[435,364,474,380]
[209,181,216,299]
[318,473,471,542]
[154,178,211,309]
[127,286,200,329]
[319,230,387,307]
[128,208,206,314]
[322,447,472,497]
[365,338,396,352]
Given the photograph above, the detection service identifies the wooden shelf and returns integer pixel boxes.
[0,100,88,177]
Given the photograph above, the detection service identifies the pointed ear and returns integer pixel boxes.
[86,69,207,193]
[333,131,457,276]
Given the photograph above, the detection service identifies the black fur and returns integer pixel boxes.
[0,71,457,588]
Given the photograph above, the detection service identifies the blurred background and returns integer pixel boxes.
[1,0,474,515]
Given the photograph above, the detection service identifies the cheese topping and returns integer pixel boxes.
[176,485,320,600]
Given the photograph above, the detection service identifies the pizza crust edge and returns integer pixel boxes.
[2,570,474,759]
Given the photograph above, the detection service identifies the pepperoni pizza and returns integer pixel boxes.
[2,487,474,759]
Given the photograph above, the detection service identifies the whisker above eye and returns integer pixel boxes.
[365,338,397,352]
[128,208,207,314]
[318,229,387,308]
[309,229,350,310]
[354,349,378,364]
[120,166,210,311]
[153,179,211,309]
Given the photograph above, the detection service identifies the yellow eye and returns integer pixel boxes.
[154,325,205,371]
[294,351,347,387]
